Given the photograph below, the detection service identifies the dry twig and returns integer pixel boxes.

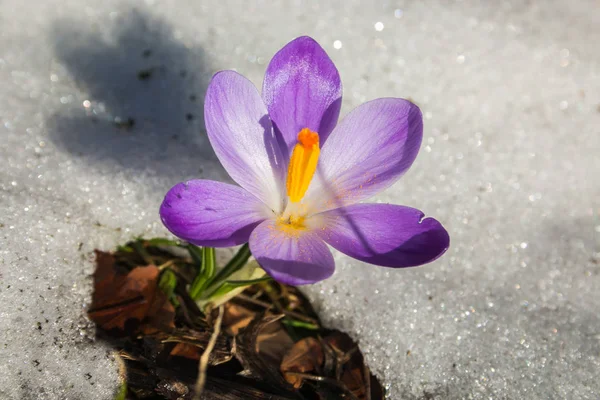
[235,294,318,325]
[193,305,224,400]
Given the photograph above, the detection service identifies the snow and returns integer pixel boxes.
[1,1,599,398]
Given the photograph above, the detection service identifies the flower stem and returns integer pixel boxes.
[189,247,216,300]
[202,244,251,294]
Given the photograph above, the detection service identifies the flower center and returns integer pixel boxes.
[276,214,306,236]
[286,128,320,203]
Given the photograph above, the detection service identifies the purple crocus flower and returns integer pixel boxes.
[160,36,449,285]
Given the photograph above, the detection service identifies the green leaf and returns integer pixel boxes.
[202,246,216,279]
[225,276,272,288]
[203,275,272,302]
[131,241,153,265]
[114,381,127,400]
[158,269,177,299]
[116,245,134,253]
[196,260,268,310]
[187,244,203,270]
[208,243,251,286]
[281,319,320,330]
[145,238,180,247]
[205,276,272,300]
[189,247,216,300]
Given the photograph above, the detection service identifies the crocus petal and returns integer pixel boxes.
[317,203,449,268]
[263,36,342,156]
[249,220,335,285]
[304,98,423,212]
[205,70,286,213]
[160,180,271,247]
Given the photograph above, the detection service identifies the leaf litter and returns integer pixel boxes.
[88,238,384,399]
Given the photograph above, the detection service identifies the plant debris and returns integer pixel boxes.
[88,250,175,334]
[88,238,384,399]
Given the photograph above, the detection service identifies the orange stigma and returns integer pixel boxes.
[286,128,320,203]
[297,128,319,148]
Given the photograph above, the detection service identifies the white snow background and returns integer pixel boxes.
[1,1,599,399]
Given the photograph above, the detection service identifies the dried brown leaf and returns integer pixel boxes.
[280,337,324,389]
[165,329,232,365]
[170,343,203,360]
[234,314,298,395]
[256,316,295,366]
[88,250,174,332]
[222,302,256,336]
[322,331,384,400]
